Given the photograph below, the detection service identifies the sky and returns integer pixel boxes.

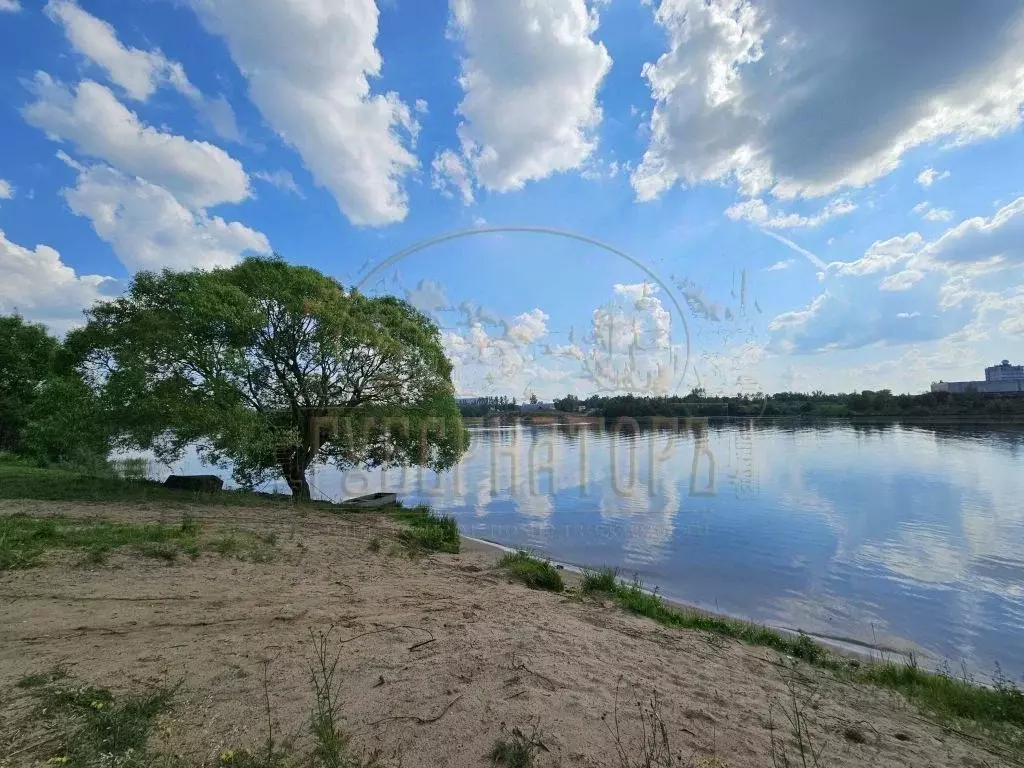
[2,0,1024,399]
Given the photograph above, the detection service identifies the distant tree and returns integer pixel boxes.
[529,392,538,404]
[68,257,467,499]
[0,315,59,453]
[23,375,110,468]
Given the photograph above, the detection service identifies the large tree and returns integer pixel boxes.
[69,257,466,498]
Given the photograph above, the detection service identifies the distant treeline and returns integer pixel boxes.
[551,389,1024,419]
[457,396,521,417]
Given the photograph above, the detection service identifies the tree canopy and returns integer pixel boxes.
[0,315,59,453]
[69,257,467,498]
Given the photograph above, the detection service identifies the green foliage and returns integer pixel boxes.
[22,375,110,468]
[69,257,467,499]
[0,314,59,453]
[498,551,564,592]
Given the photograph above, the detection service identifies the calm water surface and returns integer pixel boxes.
[174,421,1024,677]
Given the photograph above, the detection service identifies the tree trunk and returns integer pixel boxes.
[278,450,311,501]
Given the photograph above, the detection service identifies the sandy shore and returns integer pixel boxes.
[0,499,1005,767]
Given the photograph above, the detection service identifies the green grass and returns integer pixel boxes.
[0,455,335,509]
[855,660,1024,749]
[35,679,174,768]
[386,505,461,554]
[581,574,1024,752]
[580,566,619,594]
[498,551,564,592]
[0,514,278,570]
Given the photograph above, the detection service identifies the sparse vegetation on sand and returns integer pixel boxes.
[498,551,564,592]
[0,512,277,570]
[579,566,1024,752]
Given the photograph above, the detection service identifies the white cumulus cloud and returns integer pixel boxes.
[633,0,1024,201]
[431,149,474,205]
[0,178,13,200]
[916,167,950,188]
[189,0,419,226]
[0,0,22,12]
[0,229,117,332]
[62,162,270,273]
[45,0,242,143]
[23,75,250,208]
[444,0,612,194]
[726,197,856,228]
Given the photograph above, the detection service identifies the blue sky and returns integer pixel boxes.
[2,0,1024,399]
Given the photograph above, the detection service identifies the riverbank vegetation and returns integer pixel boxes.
[580,567,1024,753]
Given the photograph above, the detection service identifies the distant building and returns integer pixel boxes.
[986,360,1024,382]
[931,360,1024,395]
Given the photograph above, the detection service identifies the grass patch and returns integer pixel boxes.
[0,456,335,509]
[855,660,1024,749]
[498,551,564,592]
[31,677,174,768]
[0,514,197,571]
[386,506,460,554]
[366,536,381,553]
[0,514,278,570]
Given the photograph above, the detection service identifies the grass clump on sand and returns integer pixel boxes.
[387,505,461,554]
[499,551,564,592]
[580,566,619,594]
[489,725,548,767]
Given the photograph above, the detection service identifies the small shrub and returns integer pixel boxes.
[392,507,460,554]
[366,537,381,553]
[179,515,199,536]
[499,551,564,592]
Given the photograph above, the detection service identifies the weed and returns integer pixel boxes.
[498,551,564,592]
[308,627,355,768]
[179,515,199,536]
[603,677,687,767]
[136,541,180,563]
[211,533,240,556]
[366,537,381,553]
[489,723,548,767]
[581,566,619,594]
[260,532,278,546]
[767,664,828,768]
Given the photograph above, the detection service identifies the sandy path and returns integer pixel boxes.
[0,500,1007,767]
